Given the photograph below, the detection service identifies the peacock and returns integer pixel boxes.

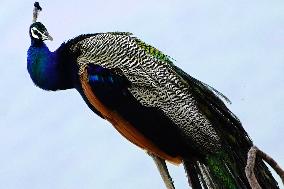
[27,2,279,188]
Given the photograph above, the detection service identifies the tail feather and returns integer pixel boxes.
[183,151,279,189]
[173,65,279,188]
[255,157,279,189]
[197,162,217,189]
[183,161,203,189]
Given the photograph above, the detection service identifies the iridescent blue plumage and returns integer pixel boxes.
[27,22,76,91]
[88,65,128,89]
[27,42,59,90]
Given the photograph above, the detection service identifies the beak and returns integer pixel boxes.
[43,31,53,41]
[47,33,53,41]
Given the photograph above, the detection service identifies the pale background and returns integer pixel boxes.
[0,0,283,188]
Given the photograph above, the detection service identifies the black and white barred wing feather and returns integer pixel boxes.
[73,33,222,155]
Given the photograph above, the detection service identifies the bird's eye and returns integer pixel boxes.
[33,29,39,35]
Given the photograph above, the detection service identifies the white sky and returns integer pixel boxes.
[0,0,283,188]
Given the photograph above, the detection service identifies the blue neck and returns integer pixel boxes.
[27,39,73,91]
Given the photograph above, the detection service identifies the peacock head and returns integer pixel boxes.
[29,22,53,41]
[29,2,53,42]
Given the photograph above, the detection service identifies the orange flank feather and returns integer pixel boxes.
[80,71,182,164]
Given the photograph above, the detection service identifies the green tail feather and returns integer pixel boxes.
[184,149,279,189]
[206,152,238,189]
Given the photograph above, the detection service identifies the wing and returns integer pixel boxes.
[73,33,240,157]
[79,64,186,164]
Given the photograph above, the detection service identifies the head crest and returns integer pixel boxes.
[32,2,42,23]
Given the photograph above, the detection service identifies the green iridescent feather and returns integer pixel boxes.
[135,38,175,64]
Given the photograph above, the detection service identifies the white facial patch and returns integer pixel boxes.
[31,27,49,40]
[31,27,41,39]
